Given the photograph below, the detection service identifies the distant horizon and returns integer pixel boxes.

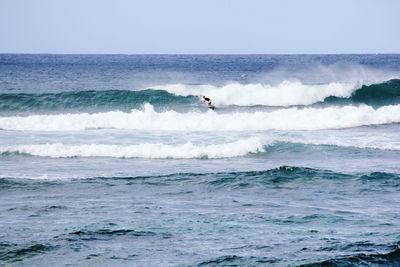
[2,52,400,56]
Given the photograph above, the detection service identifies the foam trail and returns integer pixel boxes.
[152,81,359,106]
[1,103,400,131]
[0,137,268,159]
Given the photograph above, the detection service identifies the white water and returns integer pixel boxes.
[152,81,359,106]
[2,133,400,159]
[1,103,400,132]
[0,137,268,159]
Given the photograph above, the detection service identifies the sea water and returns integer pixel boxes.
[1,54,400,266]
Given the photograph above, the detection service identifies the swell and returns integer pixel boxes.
[301,248,400,266]
[0,243,57,262]
[0,166,355,185]
[0,229,170,263]
[3,166,399,183]
[57,229,172,241]
[0,89,197,115]
[195,248,400,266]
[196,255,280,266]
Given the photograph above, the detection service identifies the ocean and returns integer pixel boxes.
[1,54,400,266]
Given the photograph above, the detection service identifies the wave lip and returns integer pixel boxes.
[153,80,359,106]
[323,79,400,107]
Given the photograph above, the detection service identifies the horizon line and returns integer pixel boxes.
[1,52,399,56]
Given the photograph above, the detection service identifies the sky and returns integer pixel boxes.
[0,0,399,54]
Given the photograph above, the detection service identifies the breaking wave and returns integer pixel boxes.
[1,103,400,131]
[153,80,359,106]
[153,79,400,107]
[1,137,399,159]
[0,80,399,116]
[0,138,268,159]
[324,79,400,107]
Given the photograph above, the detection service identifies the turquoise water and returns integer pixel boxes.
[1,54,400,266]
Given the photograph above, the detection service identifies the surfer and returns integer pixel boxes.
[202,96,213,108]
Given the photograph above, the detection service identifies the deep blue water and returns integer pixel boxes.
[1,54,400,266]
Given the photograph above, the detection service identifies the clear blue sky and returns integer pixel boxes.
[0,0,399,54]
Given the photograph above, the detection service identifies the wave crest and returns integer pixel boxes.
[2,137,400,159]
[323,79,400,107]
[0,138,268,159]
[153,80,358,106]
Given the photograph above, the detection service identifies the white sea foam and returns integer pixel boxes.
[152,81,359,106]
[3,135,400,159]
[0,137,268,159]
[1,103,400,132]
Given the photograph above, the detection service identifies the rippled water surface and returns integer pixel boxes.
[1,54,400,266]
